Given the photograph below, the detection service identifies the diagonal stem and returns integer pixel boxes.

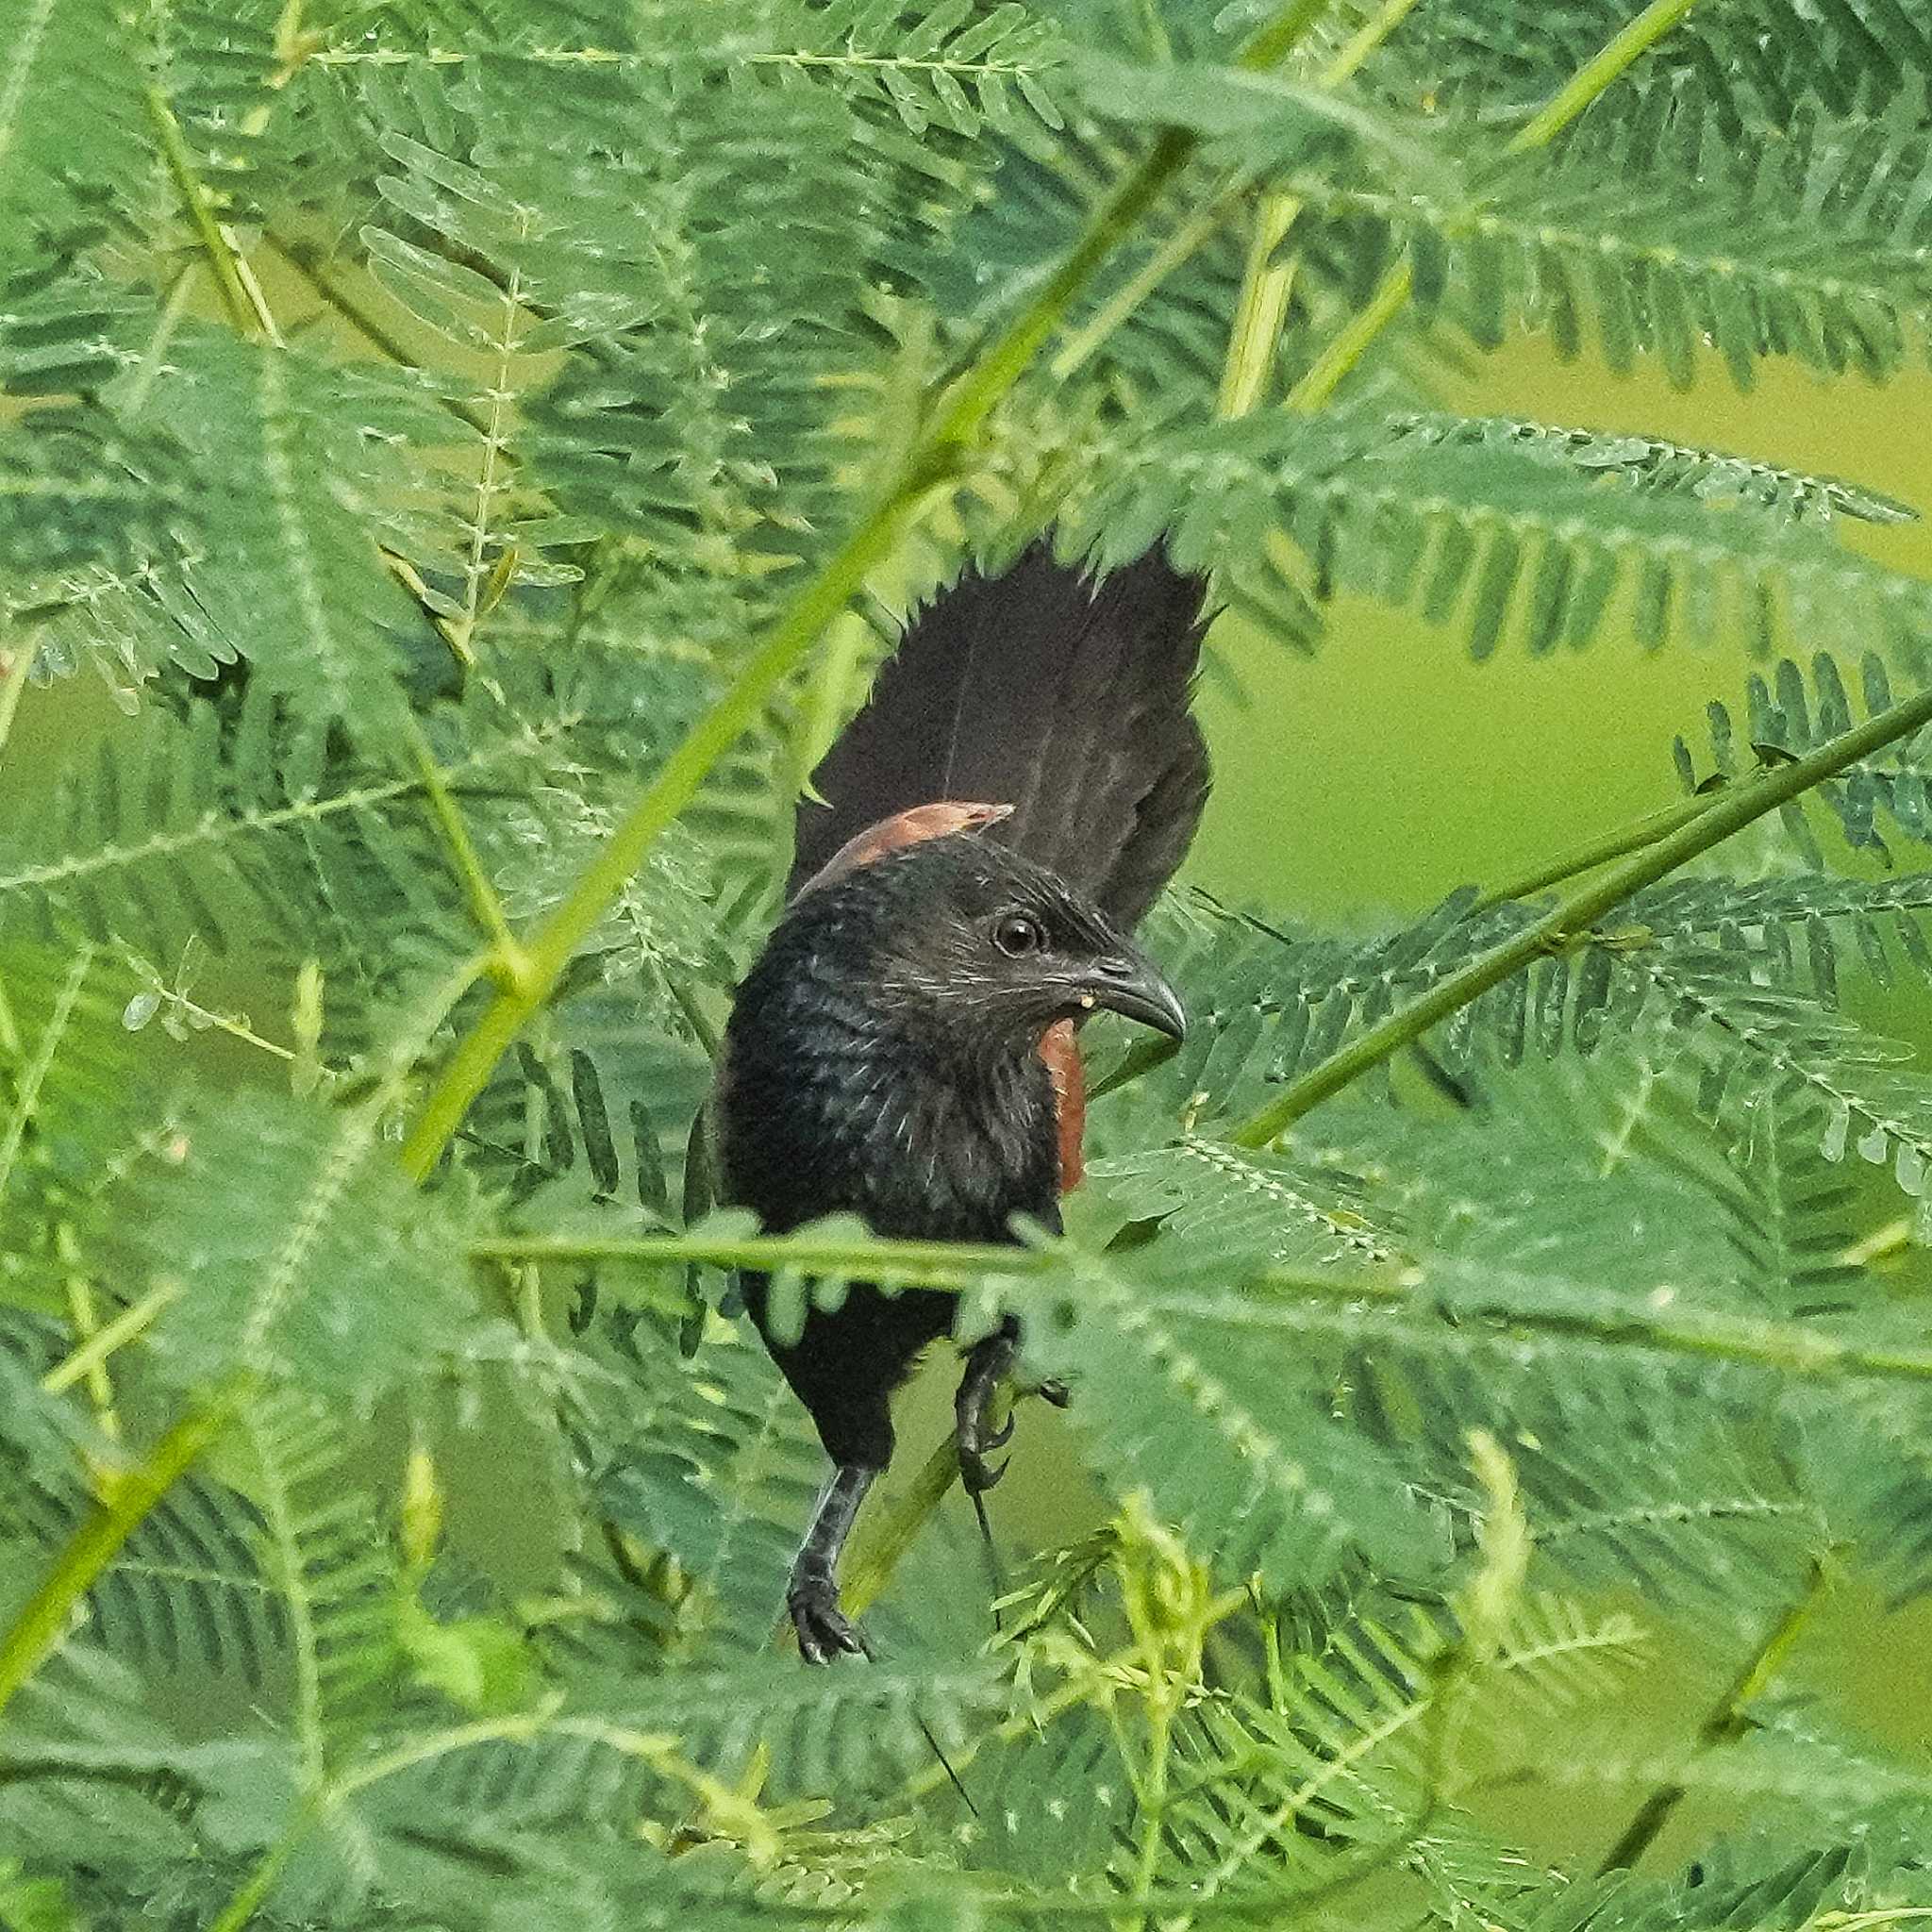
[1283,0,1704,410]
[1215,0,1424,418]
[1469,789,1728,913]
[0,1395,238,1721]
[403,718,529,983]
[1231,675,1932,1148]
[143,88,281,343]
[1596,1555,1833,1872]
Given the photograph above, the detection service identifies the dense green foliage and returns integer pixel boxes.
[6,1,1932,1924]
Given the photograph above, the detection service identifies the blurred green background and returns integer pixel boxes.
[8,324,1932,1864]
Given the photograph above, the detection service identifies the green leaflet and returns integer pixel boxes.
[99,1084,475,1406]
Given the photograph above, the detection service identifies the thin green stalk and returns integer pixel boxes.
[122,266,196,420]
[1322,0,1424,78]
[41,1282,184,1397]
[0,949,90,1207]
[1596,1556,1833,1872]
[1050,196,1234,385]
[1191,0,1426,409]
[1284,0,1703,410]
[396,0,1338,1183]
[404,718,529,984]
[1232,675,1932,1148]
[0,635,36,764]
[842,1428,970,1621]
[0,1396,236,1722]
[59,1264,120,1441]
[1510,0,1704,153]
[1470,789,1727,913]
[1129,1686,1175,1932]
[202,1821,308,1932]
[475,1228,1932,1387]
[1214,0,1425,416]
[143,87,278,342]
[1251,1263,1932,1384]
[1283,255,1413,411]
[1217,191,1303,418]
[473,1229,1047,1287]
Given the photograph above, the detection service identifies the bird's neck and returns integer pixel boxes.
[719,974,1060,1241]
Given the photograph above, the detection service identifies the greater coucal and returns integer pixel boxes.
[713,540,1210,1661]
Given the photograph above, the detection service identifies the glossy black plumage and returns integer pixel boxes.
[717,840,1081,1468]
[718,540,1212,1662]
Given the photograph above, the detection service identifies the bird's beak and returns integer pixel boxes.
[1079,950,1188,1041]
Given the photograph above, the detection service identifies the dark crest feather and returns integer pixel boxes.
[791,541,1213,926]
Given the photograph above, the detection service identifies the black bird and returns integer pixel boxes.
[712,540,1210,1662]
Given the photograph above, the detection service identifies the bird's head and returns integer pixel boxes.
[774,832,1187,1055]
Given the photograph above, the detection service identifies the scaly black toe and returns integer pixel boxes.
[788,1571,867,1664]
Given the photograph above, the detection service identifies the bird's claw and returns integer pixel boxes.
[1037,1377,1070,1408]
[958,1444,1008,1494]
[787,1569,868,1665]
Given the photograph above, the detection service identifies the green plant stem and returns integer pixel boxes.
[0,635,36,764]
[1284,0,1702,410]
[0,1396,235,1723]
[474,1230,1041,1288]
[1323,0,1424,76]
[203,1822,308,1932]
[1511,0,1703,152]
[1129,1683,1174,1932]
[1596,1556,1833,1873]
[1218,192,1303,417]
[475,1228,1932,1388]
[842,1429,969,1621]
[143,87,279,343]
[60,1268,120,1440]
[1210,0,1423,414]
[1469,790,1728,913]
[122,266,196,420]
[395,0,1338,1184]
[1284,256,1413,411]
[404,718,528,982]
[1050,196,1235,384]
[42,1282,182,1397]
[1230,676,1932,1148]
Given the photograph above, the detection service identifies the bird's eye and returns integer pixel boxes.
[991,912,1048,958]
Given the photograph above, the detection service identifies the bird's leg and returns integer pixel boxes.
[955,1319,1022,1494]
[787,1461,878,1664]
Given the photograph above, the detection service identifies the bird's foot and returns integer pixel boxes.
[788,1568,869,1665]
[957,1408,1013,1495]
